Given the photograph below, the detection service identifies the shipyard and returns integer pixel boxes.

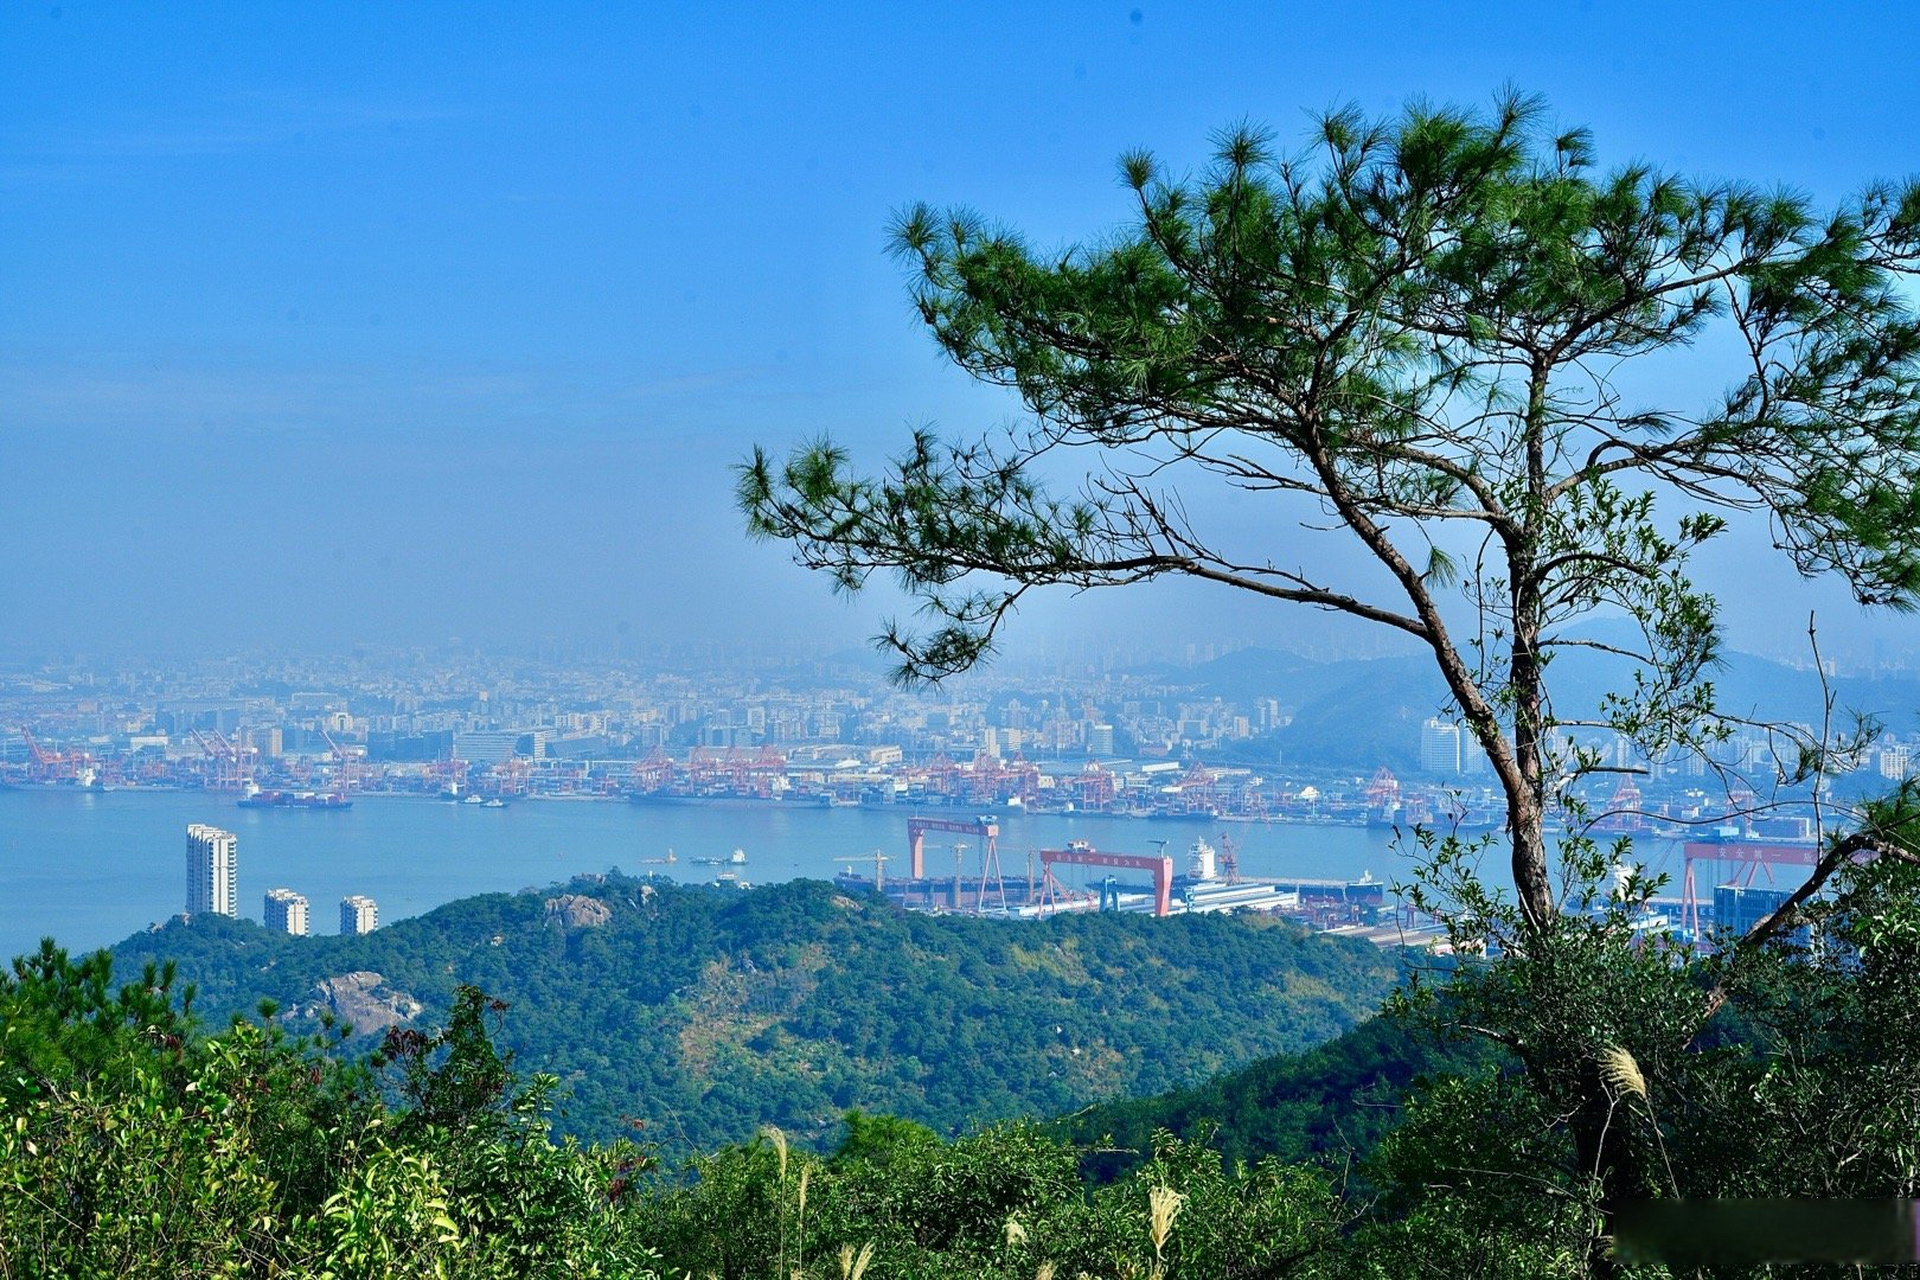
[825,812,1390,923]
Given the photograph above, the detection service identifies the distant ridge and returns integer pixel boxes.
[1128,642,1920,772]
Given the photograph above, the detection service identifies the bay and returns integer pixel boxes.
[0,788,1407,961]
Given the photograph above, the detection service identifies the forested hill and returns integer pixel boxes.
[106,876,1401,1155]
[1058,1008,1503,1181]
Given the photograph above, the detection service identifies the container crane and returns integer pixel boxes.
[19,727,90,785]
[190,729,246,791]
[318,727,359,795]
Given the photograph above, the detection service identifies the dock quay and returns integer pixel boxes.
[834,822,1405,940]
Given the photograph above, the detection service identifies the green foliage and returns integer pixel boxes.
[632,1118,1360,1279]
[303,1139,463,1278]
[832,1107,941,1167]
[0,939,195,1108]
[110,875,1401,1156]
[377,984,516,1134]
[1063,1004,1501,1183]
[745,90,1920,943]
[733,86,1920,1271]
[27,885,1920,1277]
[0,945,660,1278]
[1337,808,1920,1277]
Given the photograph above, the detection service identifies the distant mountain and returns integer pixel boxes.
[1265,656,1440,771]
[108,876,1402,1156]
[1127,647,1327,689]
[1147,642,1920,773]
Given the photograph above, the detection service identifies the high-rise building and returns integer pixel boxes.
[1880,742,1913,781]
[340,895,378,936]
[453,729,522,763]
[264,888,310,936]
[1419,719,1463,775]
[185,823,238,917]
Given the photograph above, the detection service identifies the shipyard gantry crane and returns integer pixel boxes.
[1037,840,1175,917]
[905,814,998,880]
[1678,837,1835,941]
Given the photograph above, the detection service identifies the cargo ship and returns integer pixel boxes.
[237,788,353,811]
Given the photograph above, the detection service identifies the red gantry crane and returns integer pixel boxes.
[1038,840,1175,917]
[1679,837,1832,941]
[905,814,999,880]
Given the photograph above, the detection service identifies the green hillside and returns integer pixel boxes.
[109,875,1403,1155]
[1059,1007,1503,1181]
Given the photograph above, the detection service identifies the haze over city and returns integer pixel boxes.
[7,2,1920,667]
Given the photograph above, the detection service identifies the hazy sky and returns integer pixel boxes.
[6,2,1920,664]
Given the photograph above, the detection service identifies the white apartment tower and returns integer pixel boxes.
[1419,718,1463,775]
[264,888,310,936]
[185,823,238,917]
[340,895,378,936]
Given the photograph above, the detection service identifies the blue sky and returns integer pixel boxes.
[5,2,1920,662]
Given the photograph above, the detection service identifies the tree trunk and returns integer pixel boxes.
[1508,604,1555,930]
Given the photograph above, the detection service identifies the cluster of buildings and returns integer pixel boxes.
[183,822,377,936]
[0,646,1283,792]
[7,644,1920,833]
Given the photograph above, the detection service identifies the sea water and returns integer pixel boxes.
[0,788,1410,960]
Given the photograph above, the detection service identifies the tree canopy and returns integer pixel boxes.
[742,92,1920,931]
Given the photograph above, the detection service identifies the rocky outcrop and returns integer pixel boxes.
[293,971,423,1035]
[544,893,613,931]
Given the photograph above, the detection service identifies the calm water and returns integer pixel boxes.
[0,788,1407,960]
